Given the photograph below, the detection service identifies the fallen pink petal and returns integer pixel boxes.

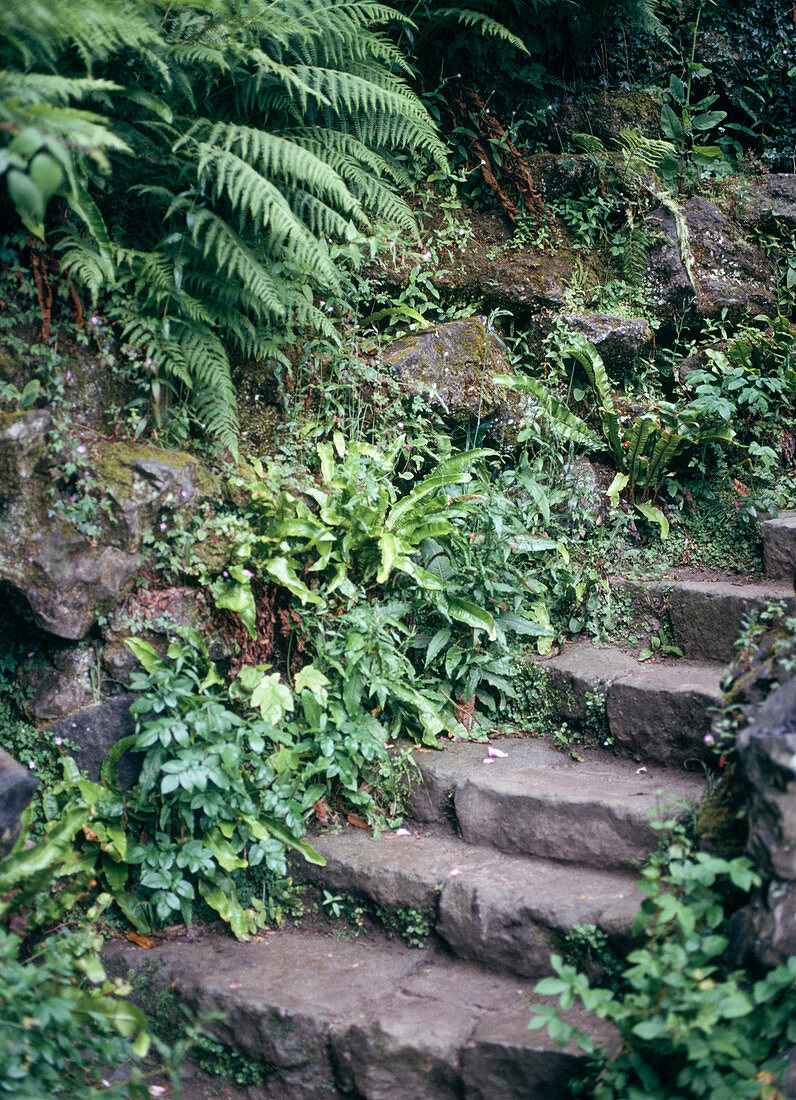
[487,746,508,758]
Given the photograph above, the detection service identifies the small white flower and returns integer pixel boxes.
[28,761,35,769]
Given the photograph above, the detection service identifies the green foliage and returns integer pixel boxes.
[498,334,735,539]
[0,809,157,1099]
[0,925,153,1100]
[0,0,448,451]
[530,821,796,1099]
[48,630,325,939]
[192,1033,273,1087]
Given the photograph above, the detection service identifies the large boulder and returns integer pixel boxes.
[726,173,796,235]
[382,317,525,446]
[644,195,775,323]
[0,412,212,640]
[737,676,796,884]
[552,88,660,145]
[372,199,602,322]
[540,313,653,377]
[0,748,37,859]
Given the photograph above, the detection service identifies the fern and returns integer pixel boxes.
[0,0,450,452]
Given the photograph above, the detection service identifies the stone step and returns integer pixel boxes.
[407,738,704,870]
[106,932,617,1100]
[612,574,796,664]
[533,641,724,764]
[300,830,640,977]
[762,511,796,581]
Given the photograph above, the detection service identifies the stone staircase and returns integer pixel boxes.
[106,512,796,1099]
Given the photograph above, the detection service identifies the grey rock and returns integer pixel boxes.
[729,878,796,971]
[738,676,796,881]
[462,999,619,1100]
[605,659,724,765]
[544,313,653,375]
[16,541,141,641]
[0,748,37,858]
[0,409,51,500]
[563,458,614,524]
[106,930,612,1100]
[407,737,562,824]
[52,646,96,686]
[373,199,595,323]
[552,88,660,144]
[783,1044,796,1100]
[48,694,138,784]
[0,438,210,640]
[730,174,796,235]
[615,576,796,664]
[302,830,640,977]
[454,756,703,870]
[762,511,796,581]
[20,665,92,722]
[382,316,524,446]
[435,851,638,976]
[533,640,723,765]
[645,196,775,323]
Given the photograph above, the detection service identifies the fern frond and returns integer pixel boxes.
[429,9,528,53]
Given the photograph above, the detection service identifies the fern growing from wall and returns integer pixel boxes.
[0,0,447,452]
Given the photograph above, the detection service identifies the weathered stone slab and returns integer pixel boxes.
[535,643,639,723]
[332,957,534,1100]
[0,748,37,858]
[435,853,639,976]
[454,755,703,869]
[614,577,796,664]
[302,831,640,977]
[408,737,562,824]
[762,512,796,582]
[533,641,723,764]
[108,931,613,1100]
[462,999,619,1100]
[105,933,424,1099]
[606,659,724,765]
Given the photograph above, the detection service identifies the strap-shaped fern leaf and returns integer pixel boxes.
[624,415,655,499]
[641,428,686,495]
[493,374,596,447]
[560,335,625,463]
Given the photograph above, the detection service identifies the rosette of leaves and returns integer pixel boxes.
[497,334,734,539]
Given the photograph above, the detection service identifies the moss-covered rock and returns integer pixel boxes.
[382,316,525,447]
[553,88,660,145]
[0,424,216,640]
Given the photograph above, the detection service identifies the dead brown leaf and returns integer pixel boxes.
[124,931,155,949]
